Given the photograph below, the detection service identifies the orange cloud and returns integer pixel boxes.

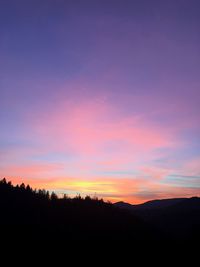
[7,176,142,201]
[5,175,199,204]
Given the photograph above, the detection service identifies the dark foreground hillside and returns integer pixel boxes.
[0,178,199,241]
[0,178,155,241]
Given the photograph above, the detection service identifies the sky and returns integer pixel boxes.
[0,0,200,203]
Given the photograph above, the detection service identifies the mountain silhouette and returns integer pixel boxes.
[115,198,189,210]
[115,197,200,240]
[0,178,199,241]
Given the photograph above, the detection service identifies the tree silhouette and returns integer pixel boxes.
[51,192,58,201]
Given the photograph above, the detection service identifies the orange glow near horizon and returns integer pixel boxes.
[1,97,200,204]
[5,176,199,204]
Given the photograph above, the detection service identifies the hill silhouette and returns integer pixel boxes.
[0,178,155,241]
[0,178,199,241]
[115,197,200,240]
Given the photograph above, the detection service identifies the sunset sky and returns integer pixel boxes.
[0,0,200,203]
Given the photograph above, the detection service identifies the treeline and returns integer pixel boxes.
[0,177,104,203]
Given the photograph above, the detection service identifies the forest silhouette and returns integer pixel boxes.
[0,178,199,241]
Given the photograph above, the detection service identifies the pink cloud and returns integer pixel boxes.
[139,166,172,180]
[184,157,200,176]
[27,98,180,168]
[0,163,65,179]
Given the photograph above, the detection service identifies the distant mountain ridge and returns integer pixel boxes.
[115,197,200,239]
[114,197,195,210]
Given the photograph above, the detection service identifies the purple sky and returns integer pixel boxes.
[0,0,200,203]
